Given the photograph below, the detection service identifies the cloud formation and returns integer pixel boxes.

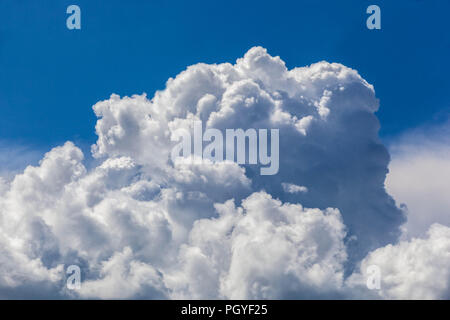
[1,47,447,299]
[348,223,450,299]
[386,121,450,238]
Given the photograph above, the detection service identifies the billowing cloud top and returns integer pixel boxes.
[0,47,449,299]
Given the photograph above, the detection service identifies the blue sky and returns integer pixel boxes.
[0,0,448,152]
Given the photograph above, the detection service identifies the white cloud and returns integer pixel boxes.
[0,47,419,299]
[167,192,347,299]
[282,182,308,194]
[77,247,167,299]
[386,120,450,238]
[348,223,450,299]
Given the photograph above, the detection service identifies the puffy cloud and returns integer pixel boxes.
[167,192,347,299]
[348,224,450,299]
[0,47,412,299]
[386,120,450,238]
[77,247,168,299]
[352,120,450,299]
[90,46,404,261]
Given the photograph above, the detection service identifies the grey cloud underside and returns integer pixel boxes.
[0,47,448,299]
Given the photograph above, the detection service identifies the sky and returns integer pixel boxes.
[0,0,449,300]
[0,0,449,151]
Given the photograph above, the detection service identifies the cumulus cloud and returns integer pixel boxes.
[348,224,450,299]
[345,120,450,300]
[386,120,450,238]
[166,192,347,299]
[0,46,420,299]
[77,247,168,299]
